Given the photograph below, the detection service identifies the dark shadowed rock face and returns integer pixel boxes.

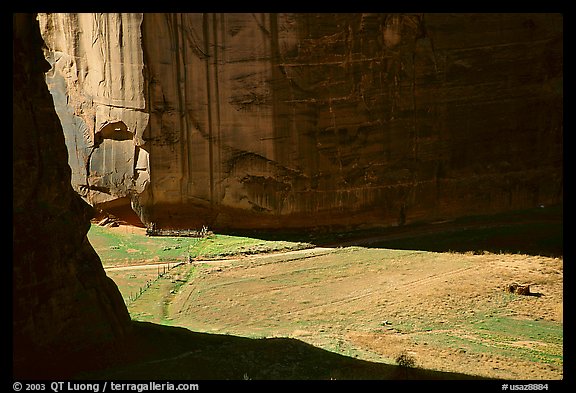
[13,13,131,378]
[40,13,563,231]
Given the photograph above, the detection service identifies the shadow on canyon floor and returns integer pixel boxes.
[74,321,488,381]
[231,204,563,258]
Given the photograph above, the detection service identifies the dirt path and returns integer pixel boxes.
[105,247,334,271]
[105,261,185,272]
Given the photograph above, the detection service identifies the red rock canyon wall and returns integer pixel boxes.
[38,13,563,231]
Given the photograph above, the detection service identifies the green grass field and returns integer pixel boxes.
[88,224,314,267]
[87,225,190,266]
[91,224,315,313]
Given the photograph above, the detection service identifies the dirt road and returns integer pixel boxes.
[105,261,185,272]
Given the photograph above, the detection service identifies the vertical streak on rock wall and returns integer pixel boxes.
[141,14,195,222]
[269,13,288,167]
[141,13,281,227]
[171,13,186,203]
[203,13,215,206]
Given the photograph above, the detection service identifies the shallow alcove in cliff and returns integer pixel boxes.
[94,120,134,146]
[92,196,147,227]
[83,119,148,226]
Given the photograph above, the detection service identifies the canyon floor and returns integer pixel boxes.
[89,205,563,380]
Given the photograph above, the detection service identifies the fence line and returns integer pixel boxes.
[126,261,185,305]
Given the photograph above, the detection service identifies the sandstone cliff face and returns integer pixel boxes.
[13,13,131,378]
[38,13,149,218]
[39,13,563,231]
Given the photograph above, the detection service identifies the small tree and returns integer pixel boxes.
[396,351,416,367]
[395,351,416,379]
